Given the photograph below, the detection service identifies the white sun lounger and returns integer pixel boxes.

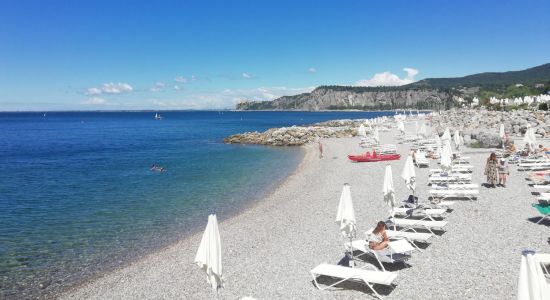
[415,151,430,167]
[392,207,447,221]
[429,189,479,201]
[366,228,433,252]
[310,263,397,299]
[389,217,447,235]
[432,183,479,190]
[345,239,415,271]
[428,175,472,184]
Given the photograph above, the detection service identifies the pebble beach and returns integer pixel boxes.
[61,125,550,300]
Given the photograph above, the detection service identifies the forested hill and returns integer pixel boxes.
[236,63,550,111]
[409,63,550,88]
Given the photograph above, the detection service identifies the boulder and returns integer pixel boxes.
[477,132,501,148]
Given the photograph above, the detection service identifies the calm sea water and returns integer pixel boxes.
[0,110,395,298]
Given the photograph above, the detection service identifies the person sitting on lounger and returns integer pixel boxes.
[368,221,389,250]
[505,142,517,157]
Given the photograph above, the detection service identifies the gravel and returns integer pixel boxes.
[60,126,550,300]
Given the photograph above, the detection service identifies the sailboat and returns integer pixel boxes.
[154,113,163,120]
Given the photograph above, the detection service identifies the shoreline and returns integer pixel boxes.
[56,146,310,299]
[60,122,549,299]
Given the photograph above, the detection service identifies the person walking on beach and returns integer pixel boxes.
[484,152,499,188]
[318,140,323,159]
[498,158,509,187]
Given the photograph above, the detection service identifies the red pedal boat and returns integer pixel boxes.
[348,151,401,162]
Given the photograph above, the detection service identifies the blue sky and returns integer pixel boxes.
[0,0,549,111]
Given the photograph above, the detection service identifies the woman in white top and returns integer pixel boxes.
[368,221,389,250]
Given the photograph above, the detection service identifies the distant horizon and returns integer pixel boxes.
[1,0,549,111]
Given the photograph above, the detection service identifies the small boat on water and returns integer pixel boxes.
[348,151,400,162]
[154,113,163,120]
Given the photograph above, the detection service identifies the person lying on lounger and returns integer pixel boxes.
[528,170,550,183]
[368,221,389,250]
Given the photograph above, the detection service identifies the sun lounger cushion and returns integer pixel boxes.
[310,263,397,286]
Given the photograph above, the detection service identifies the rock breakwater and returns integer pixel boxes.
[223,119,366,146]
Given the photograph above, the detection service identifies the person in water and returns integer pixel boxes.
[368,221,389,250]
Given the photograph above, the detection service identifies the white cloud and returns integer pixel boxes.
[241,72,252,79]
[191,75,197,81]
[356,68,419,87]
[86,87,102,95]
[174,85,181,90]
[308,67,317,73]
[82,97,108,105]
[150,82,165,92]
[174,76,188,83]
[150,86,314,109]
[86,82,133,95]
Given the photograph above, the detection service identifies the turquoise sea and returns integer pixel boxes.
[0,110,396,298]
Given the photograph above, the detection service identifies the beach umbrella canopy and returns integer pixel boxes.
[373,127,380,144]
[442,128,452,141]
[336,184,356,238]
[418,123,427,138]
[499,124,506,140]
[358,124,367,138]
[440,141,453,171]
[383,165,396,217]
[401,155,416,193]
[454,130,463,150]
[397,120,405,134]
[195,214,224,291]
[523,127,537,149]
[517,250,550,300]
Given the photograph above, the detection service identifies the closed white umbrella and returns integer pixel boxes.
[442,128,451,141]
[418,123,427,138]
[397,120,405,134]
[530,128,538,148]
[373,127,380,144]
[524,127,537,150]
[401,155,416,195]
[336,184,356,238]
[500,124,506,149]
[499,124,506,140]
[358,124,367,138]
[517,250,549,300]
[440,141,453,171]
[195,214,224,292]
[383,165,396,217]
[454,130,462,151]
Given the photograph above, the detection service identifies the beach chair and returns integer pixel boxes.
[532,204,550,224]
[429,189,479,201]
[392,207,447,221]
[388,217,447,235]
[415,151,430,168]
[345,239,415,271]
[310,263,397,299]
[432,183,479,190]
[429,167,472,175]
[428,174,472,184]
[366,228,433,252]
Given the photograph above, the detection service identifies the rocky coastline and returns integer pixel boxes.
[431,109,550,147]
[223,119,366,146]
[224,109,550,148]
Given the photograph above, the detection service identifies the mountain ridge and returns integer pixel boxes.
[237,63,550,110]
